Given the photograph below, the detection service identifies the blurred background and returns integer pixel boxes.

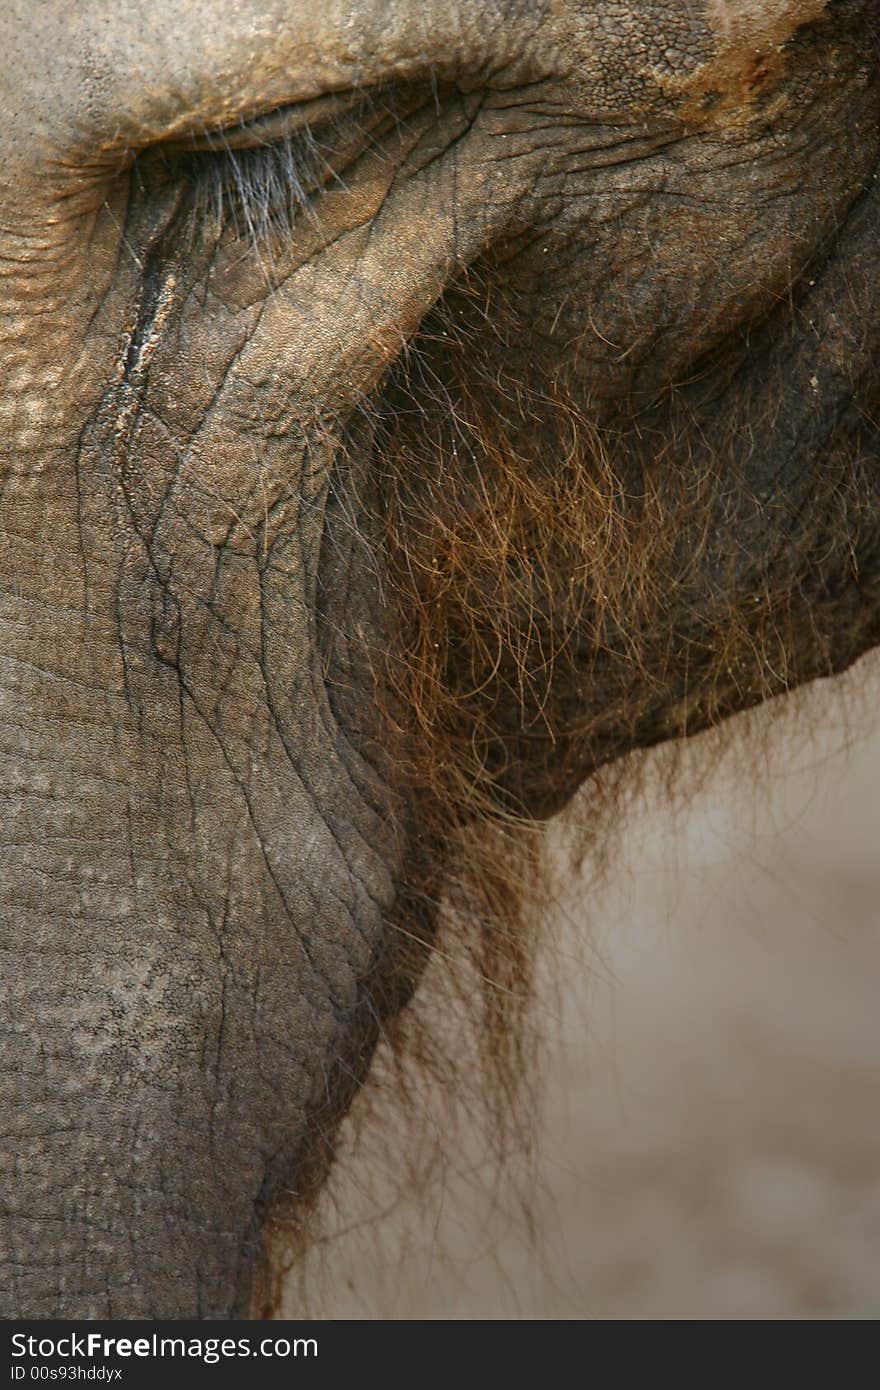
[285,653,880,1320]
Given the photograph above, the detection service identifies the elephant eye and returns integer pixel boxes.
[180,124,339,245]
[168,83,428,249]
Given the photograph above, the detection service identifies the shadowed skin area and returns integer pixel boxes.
[0,0,877,1317]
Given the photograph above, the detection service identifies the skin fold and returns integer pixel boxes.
[0,0,877,1317]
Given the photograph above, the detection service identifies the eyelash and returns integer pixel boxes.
[167,79,439,258]
[182,125,343,247]
[176,85,414,253]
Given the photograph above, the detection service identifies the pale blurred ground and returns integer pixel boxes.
[286,655,880,1320]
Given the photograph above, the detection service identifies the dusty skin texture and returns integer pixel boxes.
[0,2,878,1317]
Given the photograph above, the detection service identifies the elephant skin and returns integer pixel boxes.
[0,1,877,1317]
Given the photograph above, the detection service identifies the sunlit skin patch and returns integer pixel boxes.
[684,0,835,109]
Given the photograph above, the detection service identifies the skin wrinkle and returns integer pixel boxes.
[0,0,877,1320]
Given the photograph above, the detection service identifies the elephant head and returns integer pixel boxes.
[1,0,877,1317]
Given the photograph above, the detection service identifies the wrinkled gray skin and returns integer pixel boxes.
[1,0,878,1317]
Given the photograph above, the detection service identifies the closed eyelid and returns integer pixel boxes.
[159,80,445,253]
[167,88,377,155]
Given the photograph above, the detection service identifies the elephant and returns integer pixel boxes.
[1,0,877,1320]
